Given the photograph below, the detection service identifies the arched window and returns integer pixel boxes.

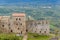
[16,18,18,20]
[2,25,4,27]
[11,30,13,32]
[19,18,21,20]
[18,28,19,30]
[21,31,22,34]
[20,23,22,25]
[35,31,36,32]
[26,29,28,32]
[40,31,41,33]
[44,31,46,33]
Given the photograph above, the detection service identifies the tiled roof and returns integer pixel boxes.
[0,16,2,20]
[12,13,25,17]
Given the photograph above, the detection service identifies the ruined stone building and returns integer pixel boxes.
[26,20,50,35]
[0,13,26,36]
[0,13,50,35]
[0,16,10,33]
[10,13,26,36]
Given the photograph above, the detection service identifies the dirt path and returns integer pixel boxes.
[22,34,28,40]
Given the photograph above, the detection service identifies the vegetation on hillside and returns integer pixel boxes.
[27,33,52,40]
[0,33,22,40]
[0,33,52,40]
[0,6,60,29]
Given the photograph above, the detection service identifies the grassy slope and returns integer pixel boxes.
[50,24,60,31]
[28,33,52,40]
[50,25,57,30]
[0,33,22,40]
[0,33,53,40]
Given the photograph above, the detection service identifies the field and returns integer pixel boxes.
[0,33,59,40]
[0,33,23,40]
[27,33,52,40]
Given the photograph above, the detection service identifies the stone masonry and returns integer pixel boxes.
[0,13,50,35]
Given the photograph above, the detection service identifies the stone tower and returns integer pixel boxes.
[11,13,26,36]
[0,16,10,33]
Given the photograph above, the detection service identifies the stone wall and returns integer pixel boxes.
[0,13,50,35]
[0,13,26,36]
[26,20,50,35]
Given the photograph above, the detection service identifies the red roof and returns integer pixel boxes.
[0,16,2,19]
[12,13,25,17]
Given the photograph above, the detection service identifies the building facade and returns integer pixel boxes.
[26,20,50,35]
[11,13,26,36]
[0,16,10,33]
[0,13,50,35]
[0,13,26,36]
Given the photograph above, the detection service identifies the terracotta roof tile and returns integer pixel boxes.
[0,16,2,20]
[12,13,25,17]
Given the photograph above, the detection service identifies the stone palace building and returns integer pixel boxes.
[0,13,50,36]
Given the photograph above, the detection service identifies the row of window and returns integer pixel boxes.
[30,22,48,26]
[2,23,22,28]
[2,25,22,34]
[10,27,20,32]
[2,23,10,27]
[16,23,22,26]
[2,24,21,30]
[16,18,21,21]
[40,31,46,33]
[35,31,47,33]
[37,21,48,25]
[10,29,22,34]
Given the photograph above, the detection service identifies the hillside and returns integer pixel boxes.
[0,6,60,29]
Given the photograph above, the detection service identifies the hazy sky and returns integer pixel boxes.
[0,0,60,5]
